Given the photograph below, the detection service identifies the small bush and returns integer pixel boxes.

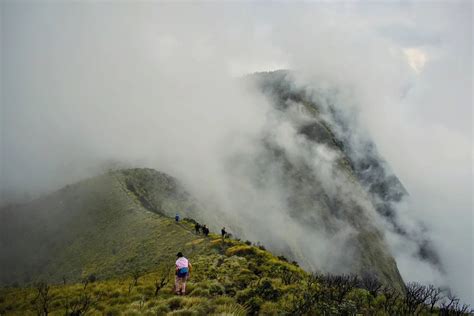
[214,302,248,316]
[236,288,253,304]
[223,282,237,296]
[182,297,205,308]
[260,301,280,315]
[255,279,281,301]
[189,288,210,297]
[247,296,264,314]
[104,306,121,316]
[168,309,197,316]
[212,296,234,306]
[182,218,197,225]
[146,300,158,308]
[154,302,170,316]
[226,245,257,257]
[109,290,121,298]
[123,308,140,316]
[277,255,288,262]
[167,296,185,310]
[87,274,97,283]
[184,283,195,294]
[209,282,225,296]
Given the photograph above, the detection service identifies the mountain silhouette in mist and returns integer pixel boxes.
[0,70,455,314]
[251,70,441,269]
[1,70,442,291]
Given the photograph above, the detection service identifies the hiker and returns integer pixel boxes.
[221,227,227,240]
[194,222,201,234]
[175,214,180,222]
[175,252,192,295]
[202,225,209,237]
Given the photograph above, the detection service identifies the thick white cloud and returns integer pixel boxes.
[1,0,472,303]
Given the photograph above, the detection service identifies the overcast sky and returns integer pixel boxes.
[1,0,472,303]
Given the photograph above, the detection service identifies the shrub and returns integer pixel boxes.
[277,255,288,262]
[182,297,206,308]
[247,296,264,314]
[87,274,97,283]
[236,288,253,305]
[346,288,371,311]
[109,290,121,298]
[214,303,248,316]
[268,262,302,285]
[168,309,197,316]
[154,303,170,316]
[182,218,197,225]
[189,288,210,297]
[255,279,281,301]
[260,301,280,315]
[248,262,263,276]
[145,300,158,308]
[110,296,131,305]
[212,296,234,306]
[103,306,121,316]
[167,296,185,310]
[95,303,106,311]
[223,281,237,296]
[123,308,140,316]
[226,245,257,257]
[209,282,225,296]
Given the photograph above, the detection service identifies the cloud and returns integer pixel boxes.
[403,48,428,74]
[1,1,472,304]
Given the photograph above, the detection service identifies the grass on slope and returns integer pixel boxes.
[0,170,212,286]
[0,231,307,315]
[1,225,470,315]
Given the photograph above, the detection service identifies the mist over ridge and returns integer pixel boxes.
[1,1,472,304]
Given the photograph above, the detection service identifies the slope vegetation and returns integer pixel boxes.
[1,224,468,315]
[0,169,470,315]
[0,168,207,286]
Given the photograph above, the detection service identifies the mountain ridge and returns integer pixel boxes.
[0,167,404,293]
[0,169,209,286]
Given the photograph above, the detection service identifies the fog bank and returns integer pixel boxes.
[1,1,472,303]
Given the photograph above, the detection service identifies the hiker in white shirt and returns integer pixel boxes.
[175,252,192,295]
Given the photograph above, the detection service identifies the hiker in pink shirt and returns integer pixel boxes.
[175,252,192,295]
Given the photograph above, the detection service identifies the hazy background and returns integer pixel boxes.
[1,1,472,303]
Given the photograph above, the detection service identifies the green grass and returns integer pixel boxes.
[1,236,456,315]
[0,169,211,286]
[0,237,302,315]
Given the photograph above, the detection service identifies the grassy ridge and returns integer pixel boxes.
[2,231,467,315]
[2,168,469,314]
[0,170,209,286]
[0,232,307,315]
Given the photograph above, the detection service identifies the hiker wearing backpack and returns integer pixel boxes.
[221,227,227,240]
[202,225,209,237]
[175,214,180,222]
[175,252,192,295]
[194,222,201,234]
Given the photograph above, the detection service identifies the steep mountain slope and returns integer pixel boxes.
[194,71,407,289]
[250,70,440,268]
[0,169,208,286]
[0,166,404,294]
[1,71,421,294]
